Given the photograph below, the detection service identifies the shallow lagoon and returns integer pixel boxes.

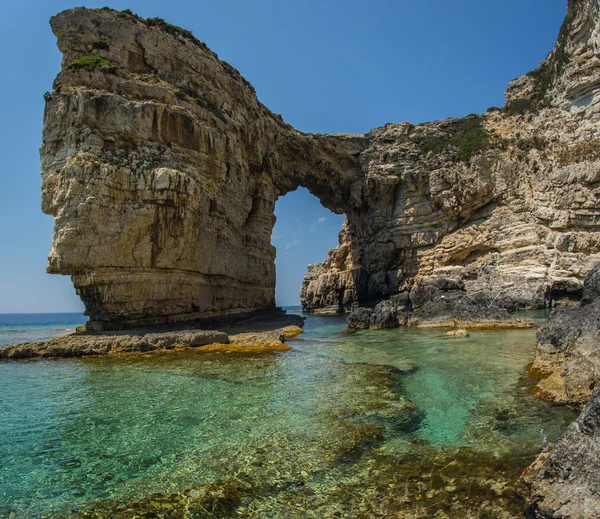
[0,313,577,518]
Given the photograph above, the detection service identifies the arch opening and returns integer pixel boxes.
[271,187,345,309]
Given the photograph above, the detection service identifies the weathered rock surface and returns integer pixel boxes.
[42,1,600,329]
[521,261,600,517]
[43,8,362,330]
[531,263,600,406]
[522,387,600,519]
[0,313,305,359]
[0,330,228,359]
[302,0,600,314]
[345,279,533,330]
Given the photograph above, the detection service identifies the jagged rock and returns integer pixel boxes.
[522,261,600,517]
[345,278,531,330]
[346,307,373,330]
[522,387,600,519]
[582,262,600,301]
[369,300,400,330]
[531,263,600,405]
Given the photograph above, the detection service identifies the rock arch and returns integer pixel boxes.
[42,3,600,330]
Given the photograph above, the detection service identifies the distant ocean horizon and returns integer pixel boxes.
[0,312,87,348]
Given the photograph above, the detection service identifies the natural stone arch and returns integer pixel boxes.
[43,8,365,329]
[42,4,600,330]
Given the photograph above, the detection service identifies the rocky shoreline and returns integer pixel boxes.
[529,264,600,407]
[0,312,304,360]
[522,387,600,519]
[520,264,600,518]
[345,274,534,330]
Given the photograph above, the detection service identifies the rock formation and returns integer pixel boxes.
[302,0,600,314]
[42,8,362,330]
[522,387,600,518]
[0,316,304,359]
[42,1,600,331]
[520,262,600,517]
[531,263,600,406]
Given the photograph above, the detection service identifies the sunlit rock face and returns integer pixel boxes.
[43,1,600,329]
[302,0,600,312]
[42,8,362,329]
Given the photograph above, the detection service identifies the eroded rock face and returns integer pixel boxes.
[42,2,600,330]
[42,8,362,329]
[302,0,600,313]
[531,263,600,406]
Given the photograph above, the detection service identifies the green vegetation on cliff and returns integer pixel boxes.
[66,55,115,71]
[146,17,200,45]
[503,98,535,116]
[422,116,490,161]
[557,139,600,166]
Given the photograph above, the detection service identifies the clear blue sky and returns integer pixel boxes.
[0,0,567,312]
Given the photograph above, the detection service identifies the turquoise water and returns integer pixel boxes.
[0,313,87,347]
[0,313,577,518]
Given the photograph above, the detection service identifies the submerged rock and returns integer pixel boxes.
[446,328,469,337]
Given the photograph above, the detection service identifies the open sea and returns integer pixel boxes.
[0,313,87,348]
[0,310,577,518]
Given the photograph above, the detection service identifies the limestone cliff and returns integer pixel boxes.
[42,2,600,329]
[42,8,362,329]
[302,0,600,313]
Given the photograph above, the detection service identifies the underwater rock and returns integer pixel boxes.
[446,328,469,337]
